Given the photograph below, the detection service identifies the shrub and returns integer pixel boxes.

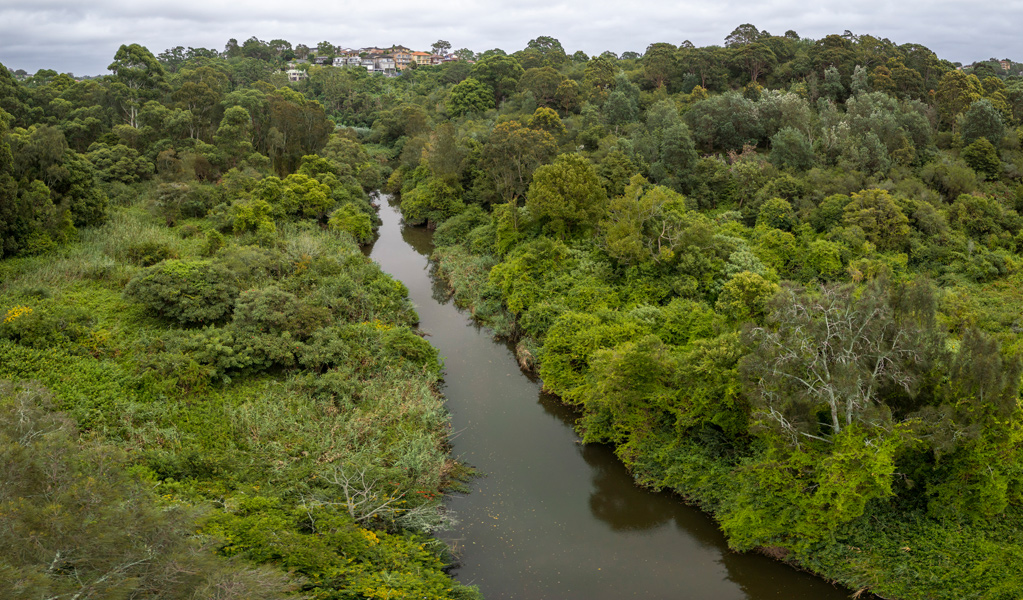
[0,304,94,349]
[328,204,374,244]
[123,240,178,266]
[123,259,240,325]
[232,285,331,339]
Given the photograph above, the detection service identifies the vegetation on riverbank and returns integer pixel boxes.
[4,25,1023,598]
[398,31,1023,600]
[0,52,480,598]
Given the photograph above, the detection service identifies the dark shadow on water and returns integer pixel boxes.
[582,442,676,532]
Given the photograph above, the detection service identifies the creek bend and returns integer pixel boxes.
[367,196,851,600]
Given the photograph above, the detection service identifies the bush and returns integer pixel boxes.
[328,204,374,244]
[232,285,331,339]
[123,259,240,325]
[961,137,1001,178]
[123,240,178,266]
[0,304,94,349]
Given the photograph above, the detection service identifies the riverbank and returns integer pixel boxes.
[426,214,1023,600]
[0,190,481,599]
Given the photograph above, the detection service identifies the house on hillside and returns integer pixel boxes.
[373,55,397,74]
[334,56,363,67]
[1001,60,1012,71]
[393,50,412,70]
[285,69,308,82]
[412,51,433,67]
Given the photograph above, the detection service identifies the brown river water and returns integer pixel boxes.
[367,197,853,600]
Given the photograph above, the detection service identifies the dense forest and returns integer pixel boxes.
[3,25,1023,599]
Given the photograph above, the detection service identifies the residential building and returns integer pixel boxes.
[285,69,308,82]
[334,56,363,67]
[393,50,412,70]
[373,55,397,74]
[410,51,430,66]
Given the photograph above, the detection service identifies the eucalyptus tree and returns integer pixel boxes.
[107,43,169,128]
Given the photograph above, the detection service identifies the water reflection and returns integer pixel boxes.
[582,442,675,532]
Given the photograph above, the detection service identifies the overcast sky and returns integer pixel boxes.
[0,0,1020,76]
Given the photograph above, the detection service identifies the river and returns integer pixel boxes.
[367,197,852,600]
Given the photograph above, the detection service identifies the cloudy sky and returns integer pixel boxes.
[0,0,1020,76]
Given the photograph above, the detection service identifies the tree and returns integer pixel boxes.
[743,279,934,445]
[555,79,581,112]
[400,175,465,227]
[526,153,607,239]
[242,36,273,61]
[527,107,565,135]
[431,40,452,55]
[480,120,557,205]
[684,91,762,151]
[524,35,567,67]
[517,66,566,107]
[960,98,1006,145]
[677,44,728,91]
[643,43,678,89]
[770,126,815,170]
[316,40,335,56]
[215,105,255,168]
[107,44,169,128]
[960,136,1001,177]
[599,175,688,264]
[602,88,638,131]
[470,54,524,104]
[730,40,777,83]
[936,70,983,129]
[841,188,910,251]
[716,271,779,321]
[173,66,229,140]
[724,23,765,48]
[583,55,617,100]
[447,77,494,116]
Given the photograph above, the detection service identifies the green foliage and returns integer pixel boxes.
[961,136,1001,177]
[86,141,155,183]
[961,98,1006,146]
[0,381,298,600]
[526,153,607,239]
[770,126,815,170]
[9,30,1023,600]
[123,259,241,325]
[842,189,911,251]
[400,174,466,227]
[527,106,565,135]
[756,197,796,231]
[715,271,779,321]
[0,304,94,349]
[470,54,524,105]
[328,203,374,244]
[447,77,495,116]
